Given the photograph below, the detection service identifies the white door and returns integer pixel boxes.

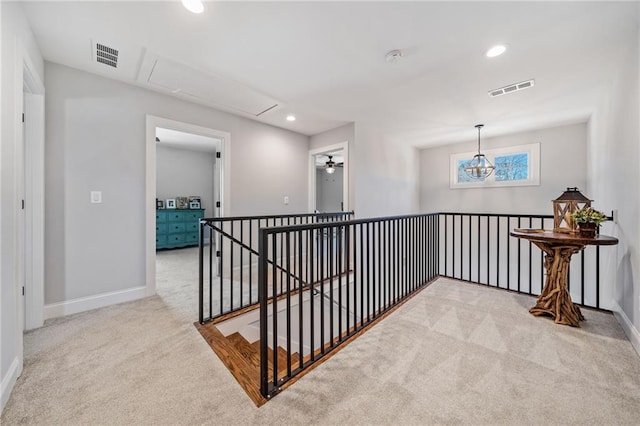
[19,92,27,330]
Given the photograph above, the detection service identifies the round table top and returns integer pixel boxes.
[510,229,618,246]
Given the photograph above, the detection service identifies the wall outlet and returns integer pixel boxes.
[90,191,102,203]
[284,196,289,205]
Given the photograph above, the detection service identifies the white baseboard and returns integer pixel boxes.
[44,286,148,320]
[1,357,20,413]
[612,301,640,358]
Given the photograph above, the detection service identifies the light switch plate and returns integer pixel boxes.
[284,196,289,205]
[91,191,102,203]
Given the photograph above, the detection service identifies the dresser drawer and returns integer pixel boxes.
[156,234,167,246]
[156,223,168,234]
[184,210,204,221]
[168,223,186,233]
[185,233,199,244]
[156,211,167,223]
[167,211,184,222]
[168,234,186,244]
[185,222,200,232]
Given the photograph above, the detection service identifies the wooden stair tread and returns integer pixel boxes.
[227,333,261,371]
[251,341,301,378]
[193,323,266,406]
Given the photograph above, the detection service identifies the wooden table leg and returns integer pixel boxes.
[529,242,584,327]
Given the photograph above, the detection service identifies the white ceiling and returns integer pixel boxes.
[21,1,637,147]
[155,127,220,153]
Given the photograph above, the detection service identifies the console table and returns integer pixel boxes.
[510,230,618,327]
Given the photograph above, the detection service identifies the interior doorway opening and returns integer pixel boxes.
[155,127,221,248]
[308,142,349,213]
[145,116,230,297]
[314,151,344,212]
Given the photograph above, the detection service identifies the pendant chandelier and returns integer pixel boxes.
[464,124,495,179]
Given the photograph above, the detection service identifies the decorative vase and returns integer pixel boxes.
[579,223,597,238]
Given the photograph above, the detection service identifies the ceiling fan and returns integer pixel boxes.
[324,155,344,174]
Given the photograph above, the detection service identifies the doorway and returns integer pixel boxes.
[145,116,230,296]
[308,142,349,213]
[314,151,344,212]
[155,127,220,253]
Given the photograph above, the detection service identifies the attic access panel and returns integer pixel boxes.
[147,58,279,116]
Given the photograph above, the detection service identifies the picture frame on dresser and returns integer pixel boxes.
[166,199,176,209]
[176,196,189,209]
[156,199,164,209]
[189,200,201,209]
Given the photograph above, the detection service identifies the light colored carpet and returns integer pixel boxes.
[3,246,640,425]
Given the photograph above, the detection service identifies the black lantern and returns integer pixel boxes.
[552,187,591,233]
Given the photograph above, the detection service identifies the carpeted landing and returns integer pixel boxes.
[2,247,640,425]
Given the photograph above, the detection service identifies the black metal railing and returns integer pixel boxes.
[198,211,354,323]
[197,210,616,400]
[257,213,440,399]
[438,213,605,309]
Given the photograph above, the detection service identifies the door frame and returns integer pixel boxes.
[15,42,46,335]
[308,142,349,212]
[145,115,230,295]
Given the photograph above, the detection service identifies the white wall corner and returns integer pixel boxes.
[43,286,147,320]
[612,301,640,358]
[1,357,21,413]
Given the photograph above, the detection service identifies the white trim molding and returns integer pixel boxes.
[43,286,147,320]
[1,357,20,412]
[612,301,640,358]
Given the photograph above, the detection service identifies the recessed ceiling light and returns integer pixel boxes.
[286,115,296,122]
[182,0,204,14]
[486,45,507,58]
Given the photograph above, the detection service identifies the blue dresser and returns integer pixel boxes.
[156,209,205,249]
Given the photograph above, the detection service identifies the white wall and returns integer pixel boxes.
[310,123,355,211]
[588,5,640,353]
[156,146,215,215]
[44,62,309,307]
[354,122,420,218]
[315,167,344,212]
[419,123,588,215]
[1,1,44,412]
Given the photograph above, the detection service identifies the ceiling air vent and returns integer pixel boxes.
[96,43,118,68]
[488,79,535,98]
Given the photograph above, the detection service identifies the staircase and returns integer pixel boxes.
[227,332,301,381]
[195,273,356,405]
[194,321,303,406]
